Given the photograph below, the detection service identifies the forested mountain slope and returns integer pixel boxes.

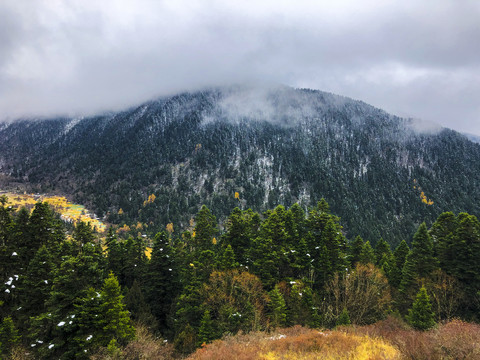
[1,85,480,245]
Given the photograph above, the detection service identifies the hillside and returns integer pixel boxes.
[1,85,480,245]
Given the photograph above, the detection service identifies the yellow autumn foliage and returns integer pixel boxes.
[2,192,106,232]
[258,334,399,360]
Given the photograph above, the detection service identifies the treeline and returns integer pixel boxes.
[0,196,479,358]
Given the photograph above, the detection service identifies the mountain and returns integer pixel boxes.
[1,84,480,246]
[464,133,480,144]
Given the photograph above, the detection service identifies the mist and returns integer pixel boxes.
[0,1,479,134]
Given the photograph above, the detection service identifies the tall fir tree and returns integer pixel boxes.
[429,212,457,270]
[98,272,135,346]
[145,231,178,335]
[348,235,364,268]
[374,238,392,267]
[0,316,20,358]
[197,310,215,346]
[449,214,480,317]
[390,240,409,288]
[18,245,56,329]
[268,285,287,328]
[406,286,436,330]
[193,205,218,253]
[359,241,376,265]
[400,223,436,294]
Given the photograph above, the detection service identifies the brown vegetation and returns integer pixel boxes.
[187,325,400,360]
[343,317,480,360]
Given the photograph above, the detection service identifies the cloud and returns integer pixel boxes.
[0,0,479,134]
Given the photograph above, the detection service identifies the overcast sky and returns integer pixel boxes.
[1,0,479,134]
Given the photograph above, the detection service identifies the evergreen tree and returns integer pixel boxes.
[251,234,279,289]
[394,240,410,267]
[449,214,480,316]
[124,280,157,331]
[287,281,317,327]
[0,195,13,248]
[307,200,346,286]
[73,221,96,247]
[406,286,436,330]
[430,212,457,269]
[197,310,215,346]
[18,245,56,328]
[122,236,148,289]
[400,223,436,295]
[220,244,238,270]
[0,316,20,358]
[336,308,351,326]
[12,206,31,267]
[260,205,290,280]
[375,238,391,267]
[410,223,437,278]
[222,207,256,266]
[28,202,64,253]
[193,205,218,253]
[98,272,135,346]
[359,241,376,265]
[145,231,178,335]
[293,237,310,279]
[174,323,196,355]
[268,285,287,328]
[105,229,125,284]
[348,235,364,267]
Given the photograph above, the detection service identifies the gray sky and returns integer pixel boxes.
[1,0,479,134]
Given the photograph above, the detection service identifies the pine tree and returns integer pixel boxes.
[98,272,135,345]
[336,308,351,326]
[145,231,178,334]
[251,234,279,289]
[410,223,437,278]
[390,240,409,288]
[359,241,376,265]
[18,245,56,328]
[406,286,436,330]
[12,207,31,266]
[197,310,215,346]
[105,229,125,284]
[260,205,290,280]
[400,223,436,295]
[0,316,20,358]
[28,202,64,252]
[223,208,249,266]
[430,212,457,270]
[174,323,196,355]
[193,205,218,252]
[124,280,157,331]
[220,244,238,270]
[449,214,480,316]
[348,235,364,267]
[73,221,95,246]
[122,236,148,289]
[375,238,392,267]
[268,285,287,328]
[307,200,347,286]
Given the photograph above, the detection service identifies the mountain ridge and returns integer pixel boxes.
[1,85,480,245]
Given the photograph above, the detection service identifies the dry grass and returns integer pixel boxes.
[187,325,400,360]
[344,317,480,360]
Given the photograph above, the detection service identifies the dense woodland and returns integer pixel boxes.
[3,86,480,246]
[1,195,479,359]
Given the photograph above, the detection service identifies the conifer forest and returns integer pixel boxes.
[1,195,479,358]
